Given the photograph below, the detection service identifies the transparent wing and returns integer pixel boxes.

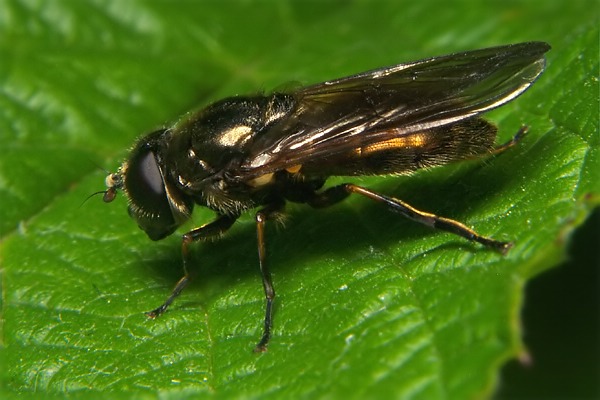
[240,42,549,177]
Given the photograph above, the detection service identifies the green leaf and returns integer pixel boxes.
[1,1,597,399]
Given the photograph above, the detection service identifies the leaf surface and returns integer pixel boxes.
[1,1,597,399]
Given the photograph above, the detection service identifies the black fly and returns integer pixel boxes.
[102,42,549,352]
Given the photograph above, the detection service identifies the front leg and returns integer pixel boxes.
[146,213,238,318]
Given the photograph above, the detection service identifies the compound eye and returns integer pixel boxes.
[133,150,165,197]
[125,147,176,240]
[127,148,167,203]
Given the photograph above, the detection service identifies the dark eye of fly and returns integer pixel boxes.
[102,42,550,352]
[125,147,171,218]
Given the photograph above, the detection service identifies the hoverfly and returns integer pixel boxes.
[102,42,549,352]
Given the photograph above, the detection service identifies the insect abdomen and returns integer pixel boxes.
[301,118,497,176]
